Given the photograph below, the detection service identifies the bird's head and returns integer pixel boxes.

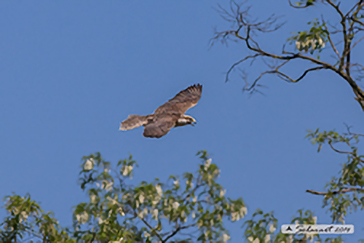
[180,114,196,126]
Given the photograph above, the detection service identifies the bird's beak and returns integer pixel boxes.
[191,119,197,126]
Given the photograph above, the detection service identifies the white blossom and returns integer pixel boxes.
[12,208,19,215]
[192,212,196,219]
[138,207,148,218]
[220,189,226,197]
[144,231,151,238]
[121,165,133,176]
[152,197,160,206]
[239,206,247,217]
[152,209,159,220]
[84,158,94,171]
[98,217,104,225]
[101,180,113,191]
[90,194,96,203]
[117,207,125,216]
[222,233,230,242]
[173,201,180,209]
[231,212,240,221]
[173,179,179,187]
[250,238,260,243]
[338,214,345,223]
[193,196,197,202]
[19,211,28,223]
[139,194,145,204]
[204,158,212,170]
[109,238,124,243]
[76,211,89,224]
[108,209,113,217]
[295,36,325,52]
[186,180,193,188]
[269,223,276,233]
[155,185,163,196]
[313,216,317,224]
[264,234,271,243]
[107,196,119,206]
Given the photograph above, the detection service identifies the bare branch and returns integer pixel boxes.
[351,17,364,27]
[214,0,364,111]
[345,1,363,17]
[326,0,348,72]
[246,66,325,91]
[324,24,341,59]
[225,54,261,82]
[348,35,364,53]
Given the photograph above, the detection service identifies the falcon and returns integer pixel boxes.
[119,84,202,138]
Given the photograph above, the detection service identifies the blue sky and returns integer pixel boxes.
[0,0,363,241]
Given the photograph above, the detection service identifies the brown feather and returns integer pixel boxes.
[119,115,153,131]
[143,114,179,138]
[154,84,202,115]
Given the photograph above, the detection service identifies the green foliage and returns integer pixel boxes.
[1,136,362,242]
[243,209,278,243]
[1,151,247,242]
[0,193,74,242]
[288,18,328,54]
[306,128,364,223]
[243,208,344,242]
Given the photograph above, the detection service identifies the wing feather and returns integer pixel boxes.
[119,115,152,131]
[143,114,178,138]
[154,84,202,114]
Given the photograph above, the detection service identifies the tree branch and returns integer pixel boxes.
[325,25,341,59]
[288,0,309,9]
[326,0,348,72]
[306,188,364,195]
[214,0,364,111]
[327,142,353,155]
[162,223,197,243]
[135,212,163,242]
[225,54,261,82]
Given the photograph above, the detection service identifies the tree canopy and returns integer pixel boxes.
[213,0,364,111]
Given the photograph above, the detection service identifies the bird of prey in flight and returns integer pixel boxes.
[119,84,202,138]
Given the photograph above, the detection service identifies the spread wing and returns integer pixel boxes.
[154,84,202,115]
[143,114,179,138]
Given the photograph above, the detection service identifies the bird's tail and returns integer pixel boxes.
[119,114,152,131]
